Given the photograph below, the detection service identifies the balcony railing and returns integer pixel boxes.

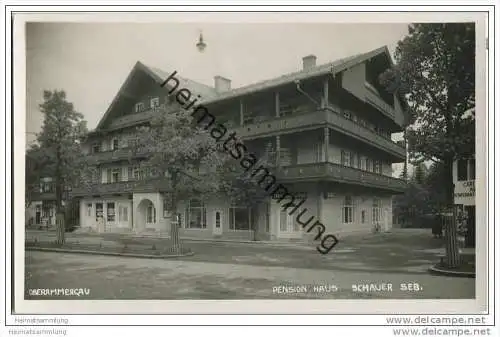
[233,108,406,160]
[84,147,150,164]
[70,178,172,197]
[364,85,396,119]
[70,161,406,198]
[277,162,407,192]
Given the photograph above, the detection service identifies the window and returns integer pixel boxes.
[342,196,354,224]
[86,203,92,217]
[373,160,382,174]
[185,200,207,228]
[229,205,250,230]
[372,198,382,224]
[359,155,366,170]
[95,203,103,220]
[313,142,323,162]
[146,205,156,224]
[468,159,475,180]
[109,168,121,183]
[135,102,145,113]
[40,181,53,193]
[162,198,170,218]
[361,210,366,223]
[91,142,101,154]
[150,97,160,108]
[127,137,139,148]
[127,166,140,181]
[341,150,351,167]
[366,158,372,172]
[107,202,115,222]
[118,205,128,222]
[457,159,468,181]
[111,138,119,150]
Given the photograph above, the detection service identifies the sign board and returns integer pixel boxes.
[454,180,475,206]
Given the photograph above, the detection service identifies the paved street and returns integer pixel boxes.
[25,229,475,299]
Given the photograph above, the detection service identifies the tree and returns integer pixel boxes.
[412,162,428,185]
[380,23,475,268]
[423,161,448,214]
[134,108,225,253]
[25,144,43,209]
[36,90,88,244]
[379,23,475,204]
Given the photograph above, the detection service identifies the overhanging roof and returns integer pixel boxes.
[91,45,409,134]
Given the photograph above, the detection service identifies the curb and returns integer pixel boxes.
[428,264,475,278]
[25,247,195,259]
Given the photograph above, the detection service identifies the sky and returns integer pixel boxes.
[26,22,411,145]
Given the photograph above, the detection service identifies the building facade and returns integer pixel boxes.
[71,46,408,241]
[25,177,67,228]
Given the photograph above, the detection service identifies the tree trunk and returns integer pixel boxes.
[443,208,460,268]
[169,187,182,255]
[442,156,460,266]
[55,181,65,246]
[55,147,65,245]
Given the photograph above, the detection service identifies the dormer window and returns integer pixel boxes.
[150,97,160,108]
[135,102,145,113]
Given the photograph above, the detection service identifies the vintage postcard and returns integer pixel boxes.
[5,6,495,329]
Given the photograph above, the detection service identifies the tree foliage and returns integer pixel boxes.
[379,23,475,204]
[35,90,88,243]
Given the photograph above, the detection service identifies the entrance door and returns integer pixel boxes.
[106,202,116,231]
[213,210,223,236]
[279,209,302,238]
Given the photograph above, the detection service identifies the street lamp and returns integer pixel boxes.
[196,31,207,52]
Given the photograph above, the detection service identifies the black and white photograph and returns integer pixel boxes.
[4,5,496,333]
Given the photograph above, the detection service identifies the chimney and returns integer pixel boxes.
[302,55,317,70]
[214,76,231,93]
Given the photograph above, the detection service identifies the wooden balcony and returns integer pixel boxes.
[234,108,406,160]
[364,85,396,119]
[70,178,171,197]
[277,162,407,192]
[85,147,149,164]
[29,191,57,201]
